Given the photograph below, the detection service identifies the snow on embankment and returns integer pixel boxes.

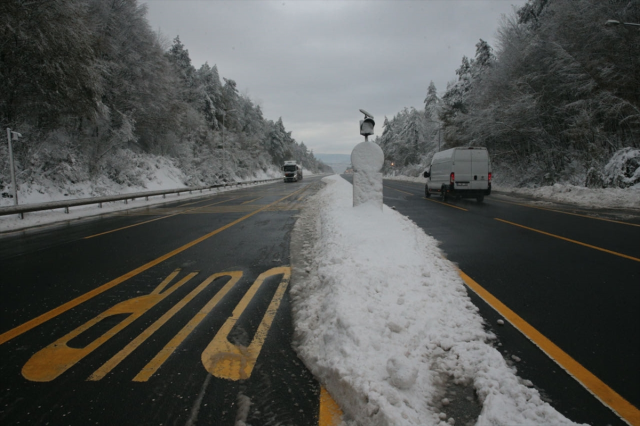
[290,175,582,426]
[0,153,281,232]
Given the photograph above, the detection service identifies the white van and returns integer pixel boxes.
[423,147,492,202]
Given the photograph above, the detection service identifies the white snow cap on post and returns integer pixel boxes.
[351,141,384,209]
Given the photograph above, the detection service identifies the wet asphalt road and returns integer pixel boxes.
[2,172,638,426]
[342,175,638,426]
[0,177,327,426]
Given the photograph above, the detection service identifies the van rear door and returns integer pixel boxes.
[453,149,472,189]
[470,149,489,190]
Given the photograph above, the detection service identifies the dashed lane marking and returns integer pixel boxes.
[241,197,263,204]
[423,197,468,211]
[495,218,639,262]
[492,198,640,227]
[84,196,243,239]
[458,270,640,426]
[384,185,415,196]
[0,186,307,346]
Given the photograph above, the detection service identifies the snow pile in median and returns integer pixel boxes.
[291,175,583,426]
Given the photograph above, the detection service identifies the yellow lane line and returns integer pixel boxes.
[319,387,343,426]
[84,196,243,239]
[0,187,307,346]
[90,271,243,381]
[492,198,640,227]
[424,198,468,211]
[458,270,640,426]
[384,186,414,196]
[241,197,262,204]
[495,218,640,262]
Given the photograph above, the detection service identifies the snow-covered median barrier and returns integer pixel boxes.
[290,175,582,426]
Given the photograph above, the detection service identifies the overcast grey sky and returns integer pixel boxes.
[143,0,526,155]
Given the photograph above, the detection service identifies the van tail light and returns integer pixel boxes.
[450,172,455,183]
[488,172,492,182]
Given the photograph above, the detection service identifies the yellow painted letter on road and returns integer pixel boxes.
[130,271,243,382]
[22,269,197,382]
[202,267,290,381]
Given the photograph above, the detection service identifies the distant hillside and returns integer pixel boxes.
[314,154,351,174]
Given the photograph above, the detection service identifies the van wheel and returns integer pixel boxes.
[440,186,448,201]
[476,195,484,203]
[425,186,430,198]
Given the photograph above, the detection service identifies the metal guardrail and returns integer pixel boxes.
[0,178,281,218]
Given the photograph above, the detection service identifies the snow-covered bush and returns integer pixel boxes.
[602,147,640,189]
[102,149,160,188]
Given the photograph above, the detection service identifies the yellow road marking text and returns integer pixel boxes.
[22,269,197,382]
[90,271,243,381]
[129,271,243,382]
[201,267,290,381]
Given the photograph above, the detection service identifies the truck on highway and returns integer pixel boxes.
[423,147,491,203]
[282,161,303,183]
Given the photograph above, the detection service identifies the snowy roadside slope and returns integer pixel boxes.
[290,175,583,426]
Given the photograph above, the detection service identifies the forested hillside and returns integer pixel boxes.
[0,0,330,201]
[378,0,640,188]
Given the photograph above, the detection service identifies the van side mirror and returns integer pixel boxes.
[423,171,430,178]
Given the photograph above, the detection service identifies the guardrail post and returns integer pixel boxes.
[65,206,69,214]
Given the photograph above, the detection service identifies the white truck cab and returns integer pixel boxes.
[282,160,303,182]
[423,147,492,202]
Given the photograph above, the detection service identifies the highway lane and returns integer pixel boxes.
[0,176,336,425]
[344,174,640,426]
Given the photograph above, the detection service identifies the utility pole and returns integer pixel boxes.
[6,128,23,218]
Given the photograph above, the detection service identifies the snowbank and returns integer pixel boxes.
[291,175,583,426]
[492,183,640,210]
